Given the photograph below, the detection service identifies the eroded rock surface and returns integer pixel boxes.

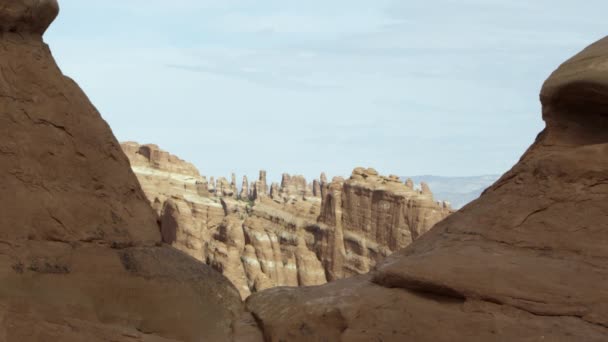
[122,144,452,299]
[0,3,245,341]
[243,37,608,341]
[317,168,453,281]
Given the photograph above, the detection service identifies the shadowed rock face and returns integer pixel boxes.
[0,2,249,341]
[243,37,608,341]
[541,37,608,147]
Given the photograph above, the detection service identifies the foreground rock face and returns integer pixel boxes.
[244,37,608,341]
[0,2,247,341]
[122,143,452,298]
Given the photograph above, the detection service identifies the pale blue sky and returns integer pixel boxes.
[45,1,606,182]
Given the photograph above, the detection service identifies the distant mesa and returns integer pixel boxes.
[406,175,501,208]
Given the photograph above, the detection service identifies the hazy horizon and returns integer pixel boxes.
[45,1,607,182]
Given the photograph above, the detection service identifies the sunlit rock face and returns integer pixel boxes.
[0,2,246,341]
[316,168,453,281]
[123,143,452,299]
[242,37,608,341]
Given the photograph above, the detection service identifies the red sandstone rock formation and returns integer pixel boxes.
[280,173,309,199]
[122,143,451,299]
[122,143,326,298]
[252,170,268,201]
[240,175,250,200]
[316,167,453,281]
[3,3,600,341]
[0,2,248,341]
[242,37,608,341]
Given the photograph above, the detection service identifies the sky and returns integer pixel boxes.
[44,0,607,183]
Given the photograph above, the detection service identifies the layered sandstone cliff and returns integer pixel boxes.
[121,143,452,298]
[317,168,452,281]
[242,37,608,341]
[0,2,249,341]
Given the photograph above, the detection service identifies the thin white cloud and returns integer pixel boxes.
[45,1,607,179]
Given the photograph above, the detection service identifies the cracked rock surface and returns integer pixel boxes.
[242,37,608,341]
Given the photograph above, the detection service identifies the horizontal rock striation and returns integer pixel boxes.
[122,144,452,299]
